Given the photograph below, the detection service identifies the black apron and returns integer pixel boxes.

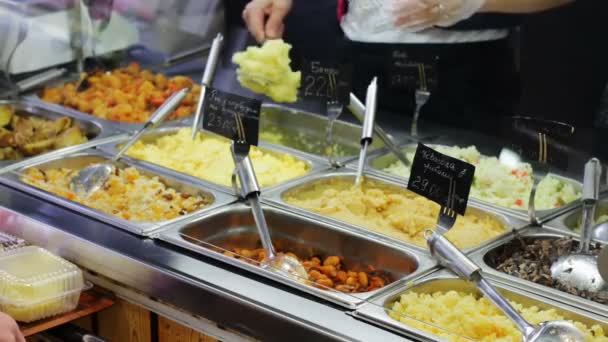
[224,0,521,133]
[283,1,521,134]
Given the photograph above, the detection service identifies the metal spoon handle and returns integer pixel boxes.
[355,142,368,186]
[426,231,536,336]
[475,277,536,336]
[348,93,412,167]
[112,88,188,162]
[16,68,67,92]
[355,78,378,185]
[249,194,276,258]
[581,203,596,253]
[230,143,277,259]
[426,230,479,280]
[527,178,539,226]
[580,158,601,253]
[192,33,224,139]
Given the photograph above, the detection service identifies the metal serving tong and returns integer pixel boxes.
[191,33,224,139]
[70,88,188,194]
[355,77,378,186]
[426,230,585,342]
[230,116,308,281]
[551,158,607,293]
[348,93,411,168]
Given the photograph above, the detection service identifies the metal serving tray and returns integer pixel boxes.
[0,99,122,168]
[257,104,387,165]
[469,227,608,318]
[353,270,608,341]
[24,74,193,132]
[361,143,583,223]
[543,196,608,236]
[97,126,327,195]
[159,202,436,309]
[263,169,520,255]
[0,149,235,237]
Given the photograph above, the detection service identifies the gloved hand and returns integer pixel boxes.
[0,312,25,342]
[242,0,293,42]
[393,0,486,31]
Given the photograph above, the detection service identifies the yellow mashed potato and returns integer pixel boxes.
[283,177,506,248]
[390,290,608,342]
[126,128,310,187]
[232,39,301,103]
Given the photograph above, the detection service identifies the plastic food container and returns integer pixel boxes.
[0,246,86,322]
[0,232,26,252]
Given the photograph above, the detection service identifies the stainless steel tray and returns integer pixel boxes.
[263,169,521,255]
[543,196,608,236]
[97,126,327,195]
[0,98,123,168]
[469,227,608,318]
[360,143,583,224]
[0,149,235,237]
[24,79,193,132]
[158,202,436,309]
[257,104,388,166]
[353,270,608,341]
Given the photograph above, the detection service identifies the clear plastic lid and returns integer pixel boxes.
[0,246,84,306]
[0,232,27,252]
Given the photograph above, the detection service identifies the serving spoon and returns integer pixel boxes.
[426,230,585,342]
[70,88,188,194]
[551,158,607,293]
[230,141,308,281]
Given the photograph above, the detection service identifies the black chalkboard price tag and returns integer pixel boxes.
[203,88,262,146]
[300,60,352,104]
[387,49,438,91]
[502,116,575,170]
[407,143,475,215]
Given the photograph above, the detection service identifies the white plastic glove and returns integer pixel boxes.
[242,0,293,42]
[392,0,486,31]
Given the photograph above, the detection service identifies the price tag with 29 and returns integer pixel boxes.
[407,143,475,215]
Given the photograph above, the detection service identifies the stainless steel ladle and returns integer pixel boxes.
[427,230,585,342]
[230,142,309,281]
[551,158,607,293]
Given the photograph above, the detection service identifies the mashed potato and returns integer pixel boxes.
[383,145,580,210]
[232,39,301,103]
[21,166,210,221]
[390,290,608,342]
[283,177,506,248]
[126,128,310,187]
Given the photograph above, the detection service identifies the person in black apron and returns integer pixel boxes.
[240,0,573,134]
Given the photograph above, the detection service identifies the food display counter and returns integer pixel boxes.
[0,100,603,341]
[1,3,607,341]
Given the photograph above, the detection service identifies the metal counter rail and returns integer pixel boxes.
[0,184,408,342]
